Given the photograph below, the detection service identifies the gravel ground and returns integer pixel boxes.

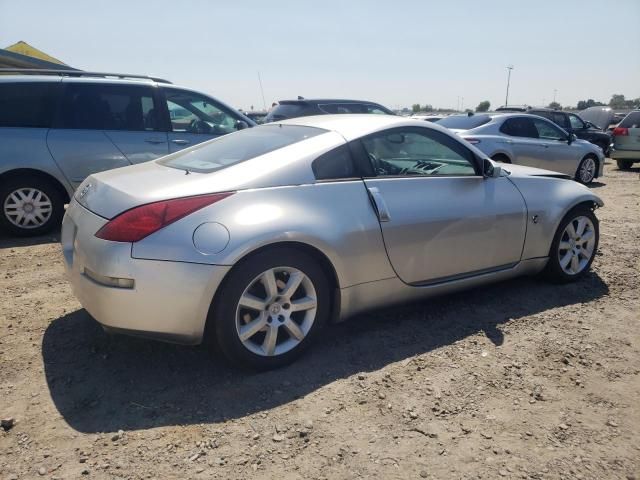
[1,161,639,480]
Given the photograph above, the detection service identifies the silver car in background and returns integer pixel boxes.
[62,115,603,369]
[437,113,605,184]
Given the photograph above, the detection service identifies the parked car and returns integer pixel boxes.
[524,108,612,155]
[437,113,605,184]
[263,98,393,122]
[411,114,447,122]
[62,114,603,370]
[610,110,640,169]
[579,106,615,131]
[495,105,530,112]
[243,110,268,124]
[0,69,255,236]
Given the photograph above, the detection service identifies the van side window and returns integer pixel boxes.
[59,83,159,131]
[0,82,58,128]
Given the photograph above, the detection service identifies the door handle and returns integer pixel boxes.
[171,139,190,145]
[145,138,166,144]
[367,187,391,222]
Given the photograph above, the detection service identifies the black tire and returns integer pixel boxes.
[491,153,511,163]
[0,176,65,237]
[209,247,330,370]
[616,159,634,170]
[575,155,598,184]
[543,205,599,284]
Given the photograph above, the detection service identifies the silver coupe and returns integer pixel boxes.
[62,115,603,369]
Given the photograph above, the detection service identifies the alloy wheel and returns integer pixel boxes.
[579,157,596,183]
[557,215,596,275]
[3,188,53,229]
[235,267,317,357]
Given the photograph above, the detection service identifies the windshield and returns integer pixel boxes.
[159,125,326,173]
[436,115,491,130]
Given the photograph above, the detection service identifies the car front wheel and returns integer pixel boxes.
[543,206,599,283]
[210,247,330,370]
[0,177,65,236]
[575,155,597,184]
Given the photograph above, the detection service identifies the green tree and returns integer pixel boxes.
[609,94,626,108]
[576,99,605,110]
[548,101,561,110]
[412,104,421,113]
[476,100,490,112]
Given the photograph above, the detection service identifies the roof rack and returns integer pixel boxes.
[0,68,172,84]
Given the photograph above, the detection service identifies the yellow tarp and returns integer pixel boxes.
[4,41,67,66]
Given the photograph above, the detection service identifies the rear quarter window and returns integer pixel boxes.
[312,144,357,180]
[0,82,58,128]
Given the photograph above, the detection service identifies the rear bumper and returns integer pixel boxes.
[610,149,640,161]
[61,199,231,344]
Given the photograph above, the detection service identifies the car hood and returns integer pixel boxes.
[578,107,615,131]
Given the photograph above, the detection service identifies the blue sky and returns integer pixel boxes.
[1,0,639,111]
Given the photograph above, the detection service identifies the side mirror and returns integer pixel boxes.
[568,133,577,145]
[483,158,501,178]
[235,120,249,130]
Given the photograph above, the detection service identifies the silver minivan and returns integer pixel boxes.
[0,71,254,236]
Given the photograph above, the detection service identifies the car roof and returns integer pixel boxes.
[277,114,450,141]
[278,98,385,105]
[0,74,157,86]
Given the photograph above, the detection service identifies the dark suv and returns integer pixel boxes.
[264,98,393,123]
[526,108,612,155]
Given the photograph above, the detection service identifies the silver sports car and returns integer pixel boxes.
[436,113,605,184]
[62,115,603,369]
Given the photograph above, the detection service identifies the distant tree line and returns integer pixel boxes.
[550,94,639,111]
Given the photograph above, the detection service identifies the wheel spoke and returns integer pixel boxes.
[559,250,573,268]
[283,318,305,341]
[280,271,303,299]
[290,296,317,312]
[576,217,587,236]
[570,254,580,273]
[559,241,571,250]
[261,269,278,300]
[565,222,577,239]
[239,313,268,341]
[239,293,267,311]
[262,324,278,356]
[580,230,594,243]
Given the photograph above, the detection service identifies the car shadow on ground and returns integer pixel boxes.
[0,229,60,249]
[42,272,608,434]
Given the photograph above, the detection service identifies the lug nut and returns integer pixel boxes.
[282,303,290,310]
[278,315,285,322]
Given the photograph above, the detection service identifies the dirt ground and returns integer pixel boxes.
[1,161,638,480]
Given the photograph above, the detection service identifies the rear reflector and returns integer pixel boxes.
[612,127,628,136]
[95,192,234,242]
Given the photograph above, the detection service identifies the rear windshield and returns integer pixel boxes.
[318,103,391,115]
[436,115,491,130]
[264,103,309,122]
[619,111,640,128]
[159,125,326,173]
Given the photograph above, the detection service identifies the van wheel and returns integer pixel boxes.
[0,177,64,236]
[616,159,634,170]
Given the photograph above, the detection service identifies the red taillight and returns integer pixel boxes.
[95,192,234,242]
[465,137,481,144]
[613,127,629,136]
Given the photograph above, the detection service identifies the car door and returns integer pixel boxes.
[160,87,247,153]
[498,117,546,168]
[47,82,168,188]
[359,127,527,284]
[530,118,580,175]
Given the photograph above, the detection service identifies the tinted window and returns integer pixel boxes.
[164,88,240,135]
[0,82,57,128]
[318,103,390,115]
[264,103,309,122]
[436,115,491,130]
[312,145,357,180]
[160,125,326,173]
[533,119,566,140]
[361,128,477,177]
[500,117,539,138]
[529,110,553,121]
[619,111,640,128]
[59,83,158,131]
[552,112,569,129]
[568,114,585,130]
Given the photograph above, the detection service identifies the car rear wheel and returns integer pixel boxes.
[543,206,599,283]
[0,177,65,237]
[575,155,597,184]
[616,159,634,170]
[210,247,330,370]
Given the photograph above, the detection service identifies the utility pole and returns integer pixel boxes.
[461,97,464,111]
[257,71,267,111]
[553,89,557,104]
[504,65,514,106]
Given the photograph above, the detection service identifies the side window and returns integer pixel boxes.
[365,105,388,115]
[551,112,570,129]
[59,83,159,131]
[164,88,240,135]
[500,118,539,138]
[533,119,566,141]
[568,114,585,130]
[312,145,357,180]
[361,128,477,177]
[0,82,57,128]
